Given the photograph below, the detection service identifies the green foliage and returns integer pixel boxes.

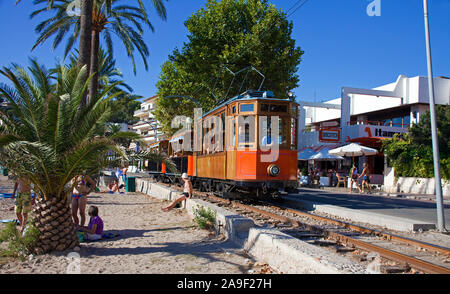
[0,60,134,200]
[29,0,168,74]
[69,48,142,125]
[0,222,40,260]
[382,105,450,180]
[193,205,217,230]
[301,166,308,176]
[108,97,141,125]
[128,150,178,173]
[155,0,304,135]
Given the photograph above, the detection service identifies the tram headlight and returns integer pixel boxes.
[267,164,280,177]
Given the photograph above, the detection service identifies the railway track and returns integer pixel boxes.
[158,182,450,274]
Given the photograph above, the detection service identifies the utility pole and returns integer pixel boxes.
[423,0,446,231]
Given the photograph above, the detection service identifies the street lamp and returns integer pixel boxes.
[423,0,446,232]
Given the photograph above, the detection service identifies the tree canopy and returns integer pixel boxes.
[155,0,304,135]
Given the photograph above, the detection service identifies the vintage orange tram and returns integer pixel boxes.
[154,90,298,198]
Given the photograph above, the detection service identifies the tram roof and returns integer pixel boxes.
[200,90,296,119]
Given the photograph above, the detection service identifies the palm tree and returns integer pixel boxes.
[68,48,143,124]
[17,0,92,105]
[78,0,93,106]
[68,47,136,96]
[0,60,128,253]
[30,0,168,99]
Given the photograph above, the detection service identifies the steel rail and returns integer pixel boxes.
[205,195,450,274]
[328,231,450,274]
[269,203,450,257]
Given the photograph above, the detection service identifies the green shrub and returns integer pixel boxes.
[193,205,217,230]
[0,222,40,260]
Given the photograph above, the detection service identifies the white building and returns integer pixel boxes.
[297,75,450,184]
[132,95,166,146]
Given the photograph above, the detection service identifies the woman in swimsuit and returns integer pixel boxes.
[359,163,372,194]
[71,174,96,227]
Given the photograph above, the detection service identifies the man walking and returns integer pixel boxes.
[12,177,33,234]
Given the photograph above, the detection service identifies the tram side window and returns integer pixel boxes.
[203,122,210,155]
[291,118,297,150]
[278,117,288,146]
[220,112,225,152]
[227,116,237,149]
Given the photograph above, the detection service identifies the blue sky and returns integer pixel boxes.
[0,0,449,103]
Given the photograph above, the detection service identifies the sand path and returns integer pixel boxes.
[0,182,255,274]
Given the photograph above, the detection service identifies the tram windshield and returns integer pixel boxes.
[260,116,288,148]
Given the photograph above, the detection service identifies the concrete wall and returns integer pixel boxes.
[384,166,450,196]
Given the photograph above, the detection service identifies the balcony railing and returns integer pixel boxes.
[347,120,409,128]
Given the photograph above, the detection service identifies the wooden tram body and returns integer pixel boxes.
[152,90,299,198]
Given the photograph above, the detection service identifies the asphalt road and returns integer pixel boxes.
[288,188,450,227]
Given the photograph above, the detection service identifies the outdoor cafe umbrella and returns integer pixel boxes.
[309,148,345,161]
[298,148,316,161]
[329,143,378,164]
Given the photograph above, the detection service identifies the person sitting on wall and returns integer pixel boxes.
[161,173,192,212]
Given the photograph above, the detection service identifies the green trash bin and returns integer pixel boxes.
[126,177,136,193]
[2,168,7,176]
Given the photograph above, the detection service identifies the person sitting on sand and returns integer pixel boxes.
[108,178,125,194]
[71,174,96,227]
[77,206,104,241]
[162,173,192,212]
[12,176,33,234]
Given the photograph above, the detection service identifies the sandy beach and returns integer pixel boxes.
[0,177,260,274]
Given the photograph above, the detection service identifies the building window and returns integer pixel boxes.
[403,115,411,127]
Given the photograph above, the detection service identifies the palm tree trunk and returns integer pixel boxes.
[31,196,79,254]
[89,29,100,100]
[77,0,93,107]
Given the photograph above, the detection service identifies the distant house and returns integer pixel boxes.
[132,95,166,146]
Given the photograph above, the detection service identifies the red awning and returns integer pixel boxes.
[346,137,386,149]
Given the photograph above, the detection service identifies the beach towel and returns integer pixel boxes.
[102,232,121,239]
[0,219,20,225]
[0,193,36,199]
[77,231,121,242]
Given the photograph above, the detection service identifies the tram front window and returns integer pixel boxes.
[260,117,288,147]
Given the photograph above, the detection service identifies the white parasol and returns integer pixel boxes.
[329,143,378,164]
